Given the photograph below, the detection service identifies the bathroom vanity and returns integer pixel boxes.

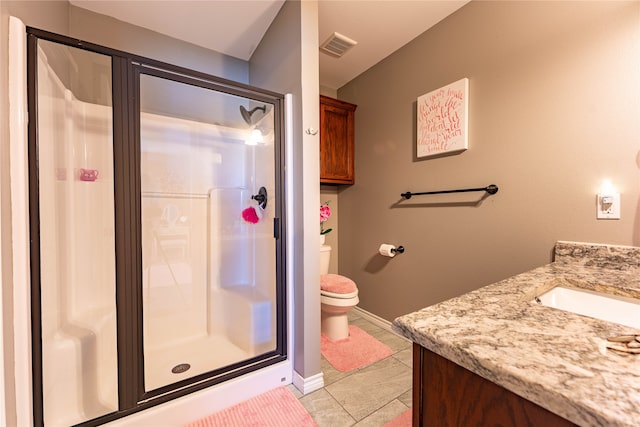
[393,241,640,427]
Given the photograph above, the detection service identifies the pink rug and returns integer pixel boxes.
[185,386,317,427]
[383,408,412,427]
[321,325,393,372]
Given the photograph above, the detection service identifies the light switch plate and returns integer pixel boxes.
[596,193,620,219]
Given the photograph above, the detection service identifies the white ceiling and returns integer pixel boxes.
[70,0,469,90]
[318,1,468,89]
[69,0,286,61]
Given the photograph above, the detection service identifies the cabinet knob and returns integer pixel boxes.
[305,128,318,136]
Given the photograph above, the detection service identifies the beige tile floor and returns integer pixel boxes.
[288,310,413,426]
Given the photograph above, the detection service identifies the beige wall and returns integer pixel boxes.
[4,1,69,33]
[338,1,640,321]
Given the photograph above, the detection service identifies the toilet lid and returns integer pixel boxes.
[320,274,358,297]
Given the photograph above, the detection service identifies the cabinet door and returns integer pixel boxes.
[320,96,356,184]
[414,345,577,426]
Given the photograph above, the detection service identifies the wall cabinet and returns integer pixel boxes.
[413,344,577,426]
[320,95,357,184]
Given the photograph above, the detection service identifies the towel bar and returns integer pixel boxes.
[401,184,498,199]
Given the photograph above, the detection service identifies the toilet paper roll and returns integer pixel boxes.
[379,244,396,258]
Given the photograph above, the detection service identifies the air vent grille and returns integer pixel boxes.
[320,32,358,58]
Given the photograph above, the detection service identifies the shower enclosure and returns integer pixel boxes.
[27,28,286,426]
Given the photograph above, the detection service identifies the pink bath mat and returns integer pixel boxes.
[383,408,412,427]
[321,325,393,372]
[185,386,317,427]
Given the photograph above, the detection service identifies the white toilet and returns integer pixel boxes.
[320,244,359,341]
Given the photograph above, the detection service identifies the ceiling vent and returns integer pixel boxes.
[320,32,358,58]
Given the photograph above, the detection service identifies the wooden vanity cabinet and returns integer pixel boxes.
[319,95,357,184]
[413,344,577,426]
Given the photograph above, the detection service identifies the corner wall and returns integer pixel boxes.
[249,1,321,391]
[338,1,640,321]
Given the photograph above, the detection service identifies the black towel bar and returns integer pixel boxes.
[401,184,498,199]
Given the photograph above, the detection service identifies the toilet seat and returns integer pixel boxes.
[321,293,359,308]
[321,289,358,299]
[320,274,358,298]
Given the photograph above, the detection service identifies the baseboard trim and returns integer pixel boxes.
[353,306,402,336]
[293,371,324,395]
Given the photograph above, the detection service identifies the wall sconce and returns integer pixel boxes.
[596,179,620,220]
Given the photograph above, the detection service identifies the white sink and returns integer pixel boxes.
[535,286,640,329]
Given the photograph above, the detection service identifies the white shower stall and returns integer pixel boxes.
[21,27,289,427]
[138,105,277,392]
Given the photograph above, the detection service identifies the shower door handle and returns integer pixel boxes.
[273,217,280,240]
[251,187,267,209]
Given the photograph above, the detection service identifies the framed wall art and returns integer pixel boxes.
[416,77,469,159]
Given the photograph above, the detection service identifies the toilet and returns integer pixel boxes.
[320,244,359,341]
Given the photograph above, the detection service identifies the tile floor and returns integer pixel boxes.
[288,310,413,426]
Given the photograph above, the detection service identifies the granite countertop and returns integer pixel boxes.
[392,241,640,427]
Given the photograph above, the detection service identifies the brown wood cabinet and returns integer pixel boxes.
[319,95,357,184]
[413,344,577,427]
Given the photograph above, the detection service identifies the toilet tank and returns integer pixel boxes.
[320,245,331,275]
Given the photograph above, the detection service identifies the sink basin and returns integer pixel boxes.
[535,286,640,329]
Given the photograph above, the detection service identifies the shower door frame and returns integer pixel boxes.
[26,27,288,427]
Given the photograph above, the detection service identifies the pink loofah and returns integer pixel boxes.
[242,206,260,224]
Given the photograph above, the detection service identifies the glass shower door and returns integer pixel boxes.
[138,72,278,392]
[34,39,118,426]
[29,28,286,425]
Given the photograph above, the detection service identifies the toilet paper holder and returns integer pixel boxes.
[379,244,405,257]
